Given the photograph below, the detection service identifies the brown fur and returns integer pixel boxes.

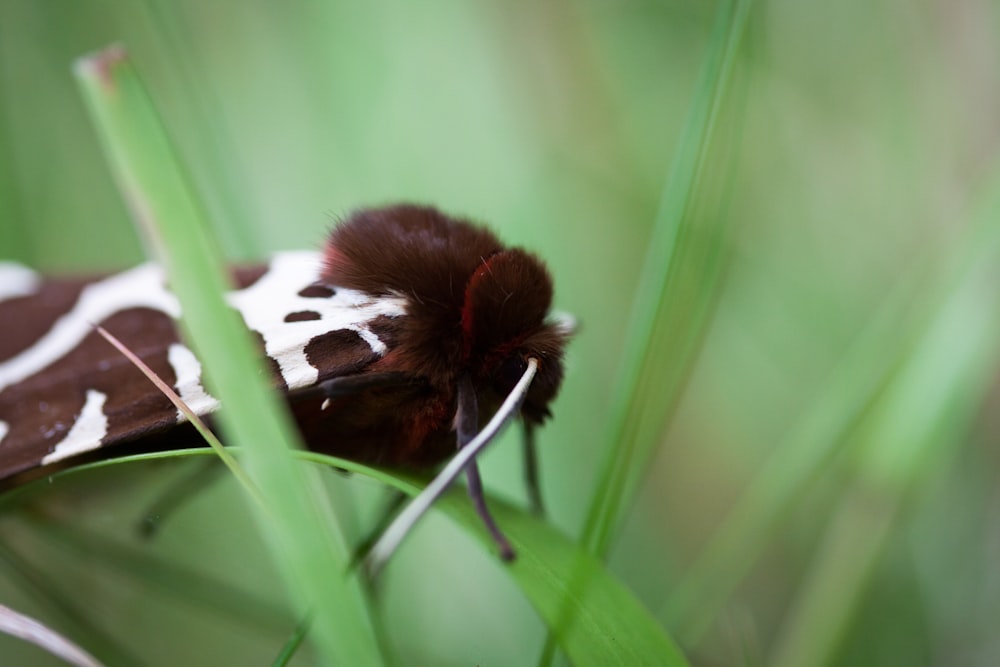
[0,206,571,479]
[312,204,571,466]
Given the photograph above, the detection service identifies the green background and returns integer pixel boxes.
[2,1,999,665]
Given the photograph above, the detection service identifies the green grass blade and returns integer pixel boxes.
[768,170,1000,667]
[135,2,261,259]
[0,542,143,666]
[22,516,290,631]
[444,491,689,667]
[302,451,687,666]
[72,45,383,665]
[5,448,690,666]
[579,0,753,559]
[661,278,913,641]
[271,616,311,667]
[664,162,1000,649]
[532,1,753,663]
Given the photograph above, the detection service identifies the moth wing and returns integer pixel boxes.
[0,265,184,481]
[0,253,406,483]
[226,251,407,392]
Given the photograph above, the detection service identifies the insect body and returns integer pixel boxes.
[0,205,571,556]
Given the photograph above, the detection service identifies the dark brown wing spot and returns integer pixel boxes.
[305,329,376,381]
[298,284,336,299]
[284,310,322,323]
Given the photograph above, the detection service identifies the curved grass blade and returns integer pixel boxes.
[300,453,690,667]
[439,491,690,667]
[4,448,688,666]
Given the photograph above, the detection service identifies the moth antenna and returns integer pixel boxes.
[363,358,539,577]
[314,371,418,399]
[457,373,514,560]
[521,421,545,516]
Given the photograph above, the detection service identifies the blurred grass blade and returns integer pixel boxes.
[0,543,143,666]
[19,515,290,631]
[73,45,383,664]
[271,616,311,667]
[665,163,1000,648]
[0,601,103,667]
[136,3,260,259]
[7,447,690,666]
[661,278,912,641]
[536,2,753,662]
[580,0,753,557]
[768,170,1000,667]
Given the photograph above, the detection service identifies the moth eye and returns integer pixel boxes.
[493,354,528,393]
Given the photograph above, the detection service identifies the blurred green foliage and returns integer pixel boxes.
[2,1,999,665]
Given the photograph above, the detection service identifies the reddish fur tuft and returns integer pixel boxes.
[315,204,571,465]
[321,204,505,382]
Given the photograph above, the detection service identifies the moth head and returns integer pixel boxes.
[461,248,572,423]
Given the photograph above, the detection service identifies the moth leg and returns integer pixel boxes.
[464,459,515,561]
[315,371,416,398]
[136,457,223,539]
[521,421,545,516]
[457,375,515,561]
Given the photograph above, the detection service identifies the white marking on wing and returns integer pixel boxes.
[0,264,179,392]
[0,263,40,303]
[355,327,387,353]
[167,343,220,420]
[0,420,8,445]
[227,251,408,391]
[41,390,109,465]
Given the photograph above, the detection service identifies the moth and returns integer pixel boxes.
[0,204,572,560]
